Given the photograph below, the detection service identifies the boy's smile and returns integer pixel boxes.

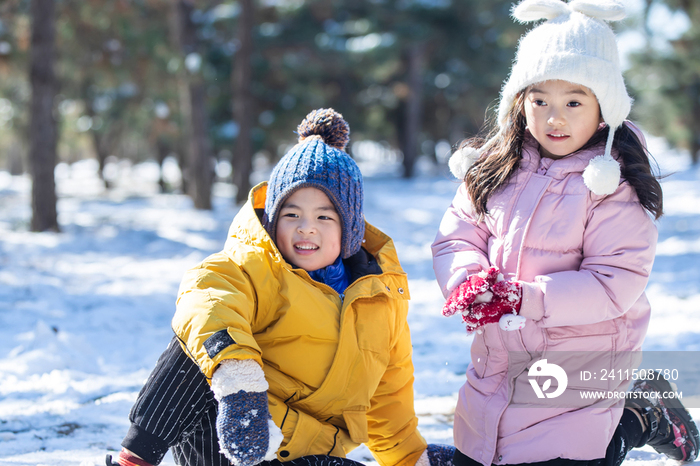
[523,80,602,159]
[275,187,342,272]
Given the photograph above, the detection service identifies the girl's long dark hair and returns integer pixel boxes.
[464,93,526,220]
[462,92,664,220]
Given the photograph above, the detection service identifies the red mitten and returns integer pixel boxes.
[442,267,500,317]
[462,280,523,333]
[492,280,523,313]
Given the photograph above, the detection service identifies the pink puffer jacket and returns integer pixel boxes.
[432,127,657,465]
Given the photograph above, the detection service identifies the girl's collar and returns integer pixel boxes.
[447,126,622,196]
[521,130,621,193]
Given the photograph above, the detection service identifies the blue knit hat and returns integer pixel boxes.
[264,108,364,259]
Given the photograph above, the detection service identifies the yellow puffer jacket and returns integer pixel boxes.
[172,182,426,466]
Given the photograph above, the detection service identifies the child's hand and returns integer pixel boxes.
[216,390,281,466]
[464,280,523,333]
[442,268,525,333]
[211,359,283,466]
[442,267,500,317]
[463,299,512,332]
[424,444,456,466]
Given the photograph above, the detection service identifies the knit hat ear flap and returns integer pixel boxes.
[572,0,624,195]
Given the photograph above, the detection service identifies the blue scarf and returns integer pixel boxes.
[308,256,350,296]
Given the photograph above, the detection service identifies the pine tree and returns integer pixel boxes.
[172,0,213,209]
[626,1,700,164]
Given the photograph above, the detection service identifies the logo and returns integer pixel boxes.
[528,359,568,399]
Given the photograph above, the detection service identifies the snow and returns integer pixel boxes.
[1,138,699,465]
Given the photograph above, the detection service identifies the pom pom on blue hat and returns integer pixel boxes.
[264,108,364,259]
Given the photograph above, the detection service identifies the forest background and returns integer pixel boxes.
[0,0,699,232]
[2,1,700,465]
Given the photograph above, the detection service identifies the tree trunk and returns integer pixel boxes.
[90,129,111,188]
[175,78,190,195]
[173,0,212,209]
[29,0,59,232]
[156,138,170,193]
[82,89,112,189]
[232,0,254,204]
[402,43,425,179]
[691,82,700,165]
[8,142,24,176]
[187,80,212,209]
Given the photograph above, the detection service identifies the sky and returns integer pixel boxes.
[0,133,699,465]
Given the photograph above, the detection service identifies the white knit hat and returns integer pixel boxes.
[451,0,631,196]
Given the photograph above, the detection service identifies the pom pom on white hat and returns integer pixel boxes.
[449,146,481,180]
[583,153,621,195]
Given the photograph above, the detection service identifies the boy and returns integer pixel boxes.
[107,109,454,466]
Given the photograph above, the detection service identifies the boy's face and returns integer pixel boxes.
[275,187,342,272]
[523,80,602,159]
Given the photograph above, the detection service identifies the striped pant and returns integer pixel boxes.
[122,337,365,466]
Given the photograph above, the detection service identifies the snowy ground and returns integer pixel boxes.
[0,136,699,466]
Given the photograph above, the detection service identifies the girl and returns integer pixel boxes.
[431,1,699,466]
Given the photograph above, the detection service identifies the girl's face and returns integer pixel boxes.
[523,80,602,159]
[275,187,342,272]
